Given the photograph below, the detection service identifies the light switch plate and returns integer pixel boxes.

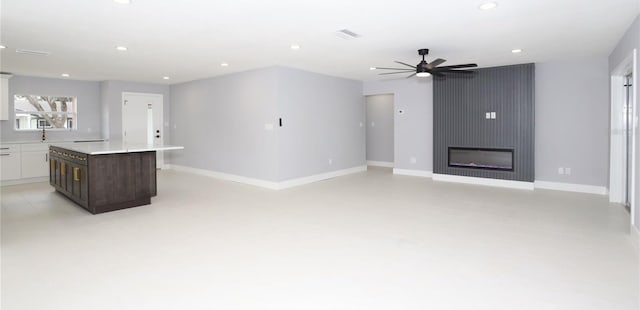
[491,112,496,119]
[485,112,491,119]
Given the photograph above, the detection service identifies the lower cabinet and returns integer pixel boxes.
[22,150,49,178]
[50,148,88,208]
[50,146,156,214]
[1,144,21,181]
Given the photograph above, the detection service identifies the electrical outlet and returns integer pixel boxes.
[485,112,491,119]
[491,112,497,119]
[87,127,92,133]
[371,121,375,127]
[565,167,571,175]
[558,167,564,175]
[264,123,274,131]
[328,158,333,165]
[359,122,363,127]
[410,157,417,164]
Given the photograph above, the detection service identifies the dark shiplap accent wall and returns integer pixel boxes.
[433,63,535,182]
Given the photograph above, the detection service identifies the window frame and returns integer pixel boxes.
[13,95,78,131]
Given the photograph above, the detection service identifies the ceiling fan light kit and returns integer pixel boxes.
[377,48,478,79]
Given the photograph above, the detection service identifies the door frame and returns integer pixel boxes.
[610,49,637,227]
[365,93,396,168]
[121,92,164,167]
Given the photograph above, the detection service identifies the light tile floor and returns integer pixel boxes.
[2,167,639,310]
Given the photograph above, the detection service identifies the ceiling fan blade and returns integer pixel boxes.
[405,73,417,79]
[376,67,415,71]
[394,61,417,69]
[426,58,446,69]
[434,64,478,70]
[379,71,415,75]
[431,71,446,77]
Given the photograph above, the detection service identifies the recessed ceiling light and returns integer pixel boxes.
[220,62,229,67]
[479,2,498,10]
[61,73,70,77]
[369,67,377,70]
[512,49,523,53]
[116,46,128,51]
[290,44,300,50]
[0,45,5,49]
[113,0,132,4]
[163,76,170,80]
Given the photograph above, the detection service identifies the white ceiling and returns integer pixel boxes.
[1,0,638,84]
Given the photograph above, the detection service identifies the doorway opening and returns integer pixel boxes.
[624,73,633,213]
[122,92,165,169]
[609,49,636,228]
[365,94,394,171]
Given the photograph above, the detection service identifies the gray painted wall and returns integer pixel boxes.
[433,64,535,182]
[1,75,102,142]
[170,68,279,181]
[536,59,609,186]
[276,67,365,181]
[100,80,171,143]
[170,66,365,182]
[365,94,394,163]
[609,15,640,232]
[363,78,433,171]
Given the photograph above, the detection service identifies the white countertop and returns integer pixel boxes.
[50,141,184,155]
[1,139,104,145]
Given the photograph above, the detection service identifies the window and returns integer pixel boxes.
[14,95,77,130]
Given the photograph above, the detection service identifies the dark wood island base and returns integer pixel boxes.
[49,146,157,214]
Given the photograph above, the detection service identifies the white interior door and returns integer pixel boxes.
[122,92,164,168]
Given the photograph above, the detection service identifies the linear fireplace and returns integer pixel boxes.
[448,147,514,171]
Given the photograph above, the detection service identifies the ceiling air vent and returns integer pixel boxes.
[335,29,361,40]
[15,49,51,56]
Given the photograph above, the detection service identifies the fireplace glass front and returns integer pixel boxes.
[448,147,513,171]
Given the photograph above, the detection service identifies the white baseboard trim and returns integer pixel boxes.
[631,224,640,252]
[277,166,367,190]
[433,173,534,190]
[533,181,608,195]
[169,165,367,190]
[367,161,394,168]
[1,176,49,186]
[393,169,433,178]
[169,165,280,189]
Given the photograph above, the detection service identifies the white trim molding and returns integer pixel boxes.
[631,224,640,252]
[433,173,534,190]
[534,181,608,195]
[367,160,394,168]
[1,176,49,186]
[169,165,367,190]
[169,165,279,189]
[278,166,367,189]
[393,169,433,178]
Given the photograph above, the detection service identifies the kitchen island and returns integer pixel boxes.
[49,142,183,214]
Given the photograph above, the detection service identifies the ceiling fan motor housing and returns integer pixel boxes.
[418,49,429,56]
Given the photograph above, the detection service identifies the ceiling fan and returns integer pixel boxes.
[376,49,478,78]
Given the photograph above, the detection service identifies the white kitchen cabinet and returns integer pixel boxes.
[0,144,21,180]
[0,74,12,121]
[20,143,50,178]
